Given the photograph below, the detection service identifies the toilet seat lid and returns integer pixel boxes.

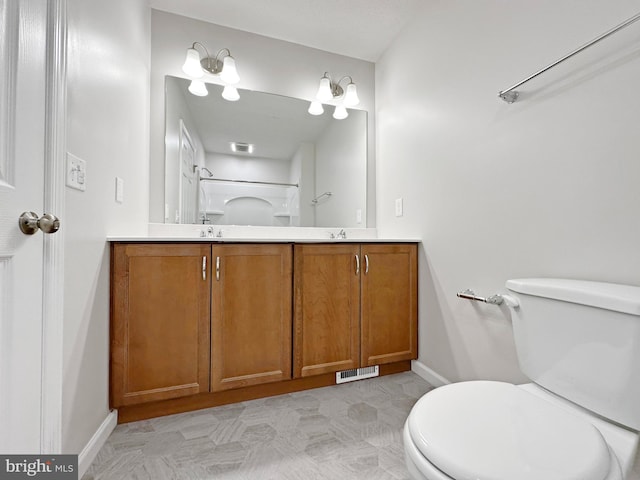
[408,381,611,480]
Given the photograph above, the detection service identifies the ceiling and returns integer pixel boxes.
[148,0,424,62]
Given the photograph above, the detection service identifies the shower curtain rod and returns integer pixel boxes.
[498,11,640,103]
[200,177,298,188]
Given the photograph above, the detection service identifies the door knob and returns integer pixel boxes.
[18,211,61,235]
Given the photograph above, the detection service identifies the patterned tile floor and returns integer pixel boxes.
[83,372,434,480]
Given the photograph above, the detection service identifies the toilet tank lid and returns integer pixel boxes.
[506,278,640,316]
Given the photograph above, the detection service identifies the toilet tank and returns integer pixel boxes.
[506,278,640,431]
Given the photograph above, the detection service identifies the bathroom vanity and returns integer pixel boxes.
[109,239,417,423]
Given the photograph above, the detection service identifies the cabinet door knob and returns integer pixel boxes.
[364,254,369,274]
[216,256,220,281]
[355,254,360,275]
[202,256,207,280]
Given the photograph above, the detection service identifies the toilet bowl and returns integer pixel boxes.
[403,380,634,480]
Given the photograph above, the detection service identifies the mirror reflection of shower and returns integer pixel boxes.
[199,176,301,227]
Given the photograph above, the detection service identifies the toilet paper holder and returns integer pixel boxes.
[457,289,519,308]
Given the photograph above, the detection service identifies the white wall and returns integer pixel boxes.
[206,152,291,183]
[376,0,640,383]
[149,10,375,225]
[64,0,149,453]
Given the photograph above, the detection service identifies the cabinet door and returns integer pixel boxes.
[111,244,211,407]
[361,244,418,366]
[211,244,292,391]
[293,244,361,377]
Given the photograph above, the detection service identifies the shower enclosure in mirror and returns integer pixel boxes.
[164,76,367,227]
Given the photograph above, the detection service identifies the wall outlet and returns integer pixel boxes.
[395,198,403,217]
[115,177,124,203]
[356,209,362,224]
[66,153,86,191]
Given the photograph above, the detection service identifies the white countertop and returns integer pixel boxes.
[106,224,421,243]
[107,236,420,243]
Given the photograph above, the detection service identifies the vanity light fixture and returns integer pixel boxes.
[188,79,208,97]
[221,85,240,102]
[307,100,324,116]
[182,42,240,100]
[308,72,360,119]
[333,105,349,120]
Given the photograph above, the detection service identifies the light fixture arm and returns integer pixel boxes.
[191,43,233,76]
[321,73,354,98]
[336,75,354,88]
[190,41,212,61]
[214,48,232,63]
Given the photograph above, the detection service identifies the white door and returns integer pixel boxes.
[179,119,198,224]
[0,0,51,453]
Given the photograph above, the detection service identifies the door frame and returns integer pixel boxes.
[40,0,66,454]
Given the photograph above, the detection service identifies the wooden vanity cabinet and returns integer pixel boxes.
[293,243,417,378]
[360,244,418,366]
[110,241,416,422]
[293,244,361,378]
[110,243,211,407]
[210,244,293,391]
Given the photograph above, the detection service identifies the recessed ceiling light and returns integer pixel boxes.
[230,142,254,154]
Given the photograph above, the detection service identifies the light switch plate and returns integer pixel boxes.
[395,198,403,217]
[66,153,86,191]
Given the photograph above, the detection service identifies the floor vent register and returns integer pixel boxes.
[335,365,379,384]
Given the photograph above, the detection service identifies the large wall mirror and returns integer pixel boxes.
[164,75,367,227]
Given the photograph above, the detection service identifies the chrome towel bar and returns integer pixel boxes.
[498,11,640,103]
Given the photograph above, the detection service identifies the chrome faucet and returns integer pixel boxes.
[206,226,215,238]
[328,229,347,239]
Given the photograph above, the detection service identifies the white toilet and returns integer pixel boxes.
[404,278,640,480]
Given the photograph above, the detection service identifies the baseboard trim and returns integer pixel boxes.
[411,360,450,387]
[78,410,117,478]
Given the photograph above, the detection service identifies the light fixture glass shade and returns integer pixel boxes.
[344,83,360,107]
[316,77,333,102]
[220,56,240,84]
[333,105,349,120]
[221,85,240,101]
[182,48,204,78]
[308,101,324,115]
[188,80,208,96]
